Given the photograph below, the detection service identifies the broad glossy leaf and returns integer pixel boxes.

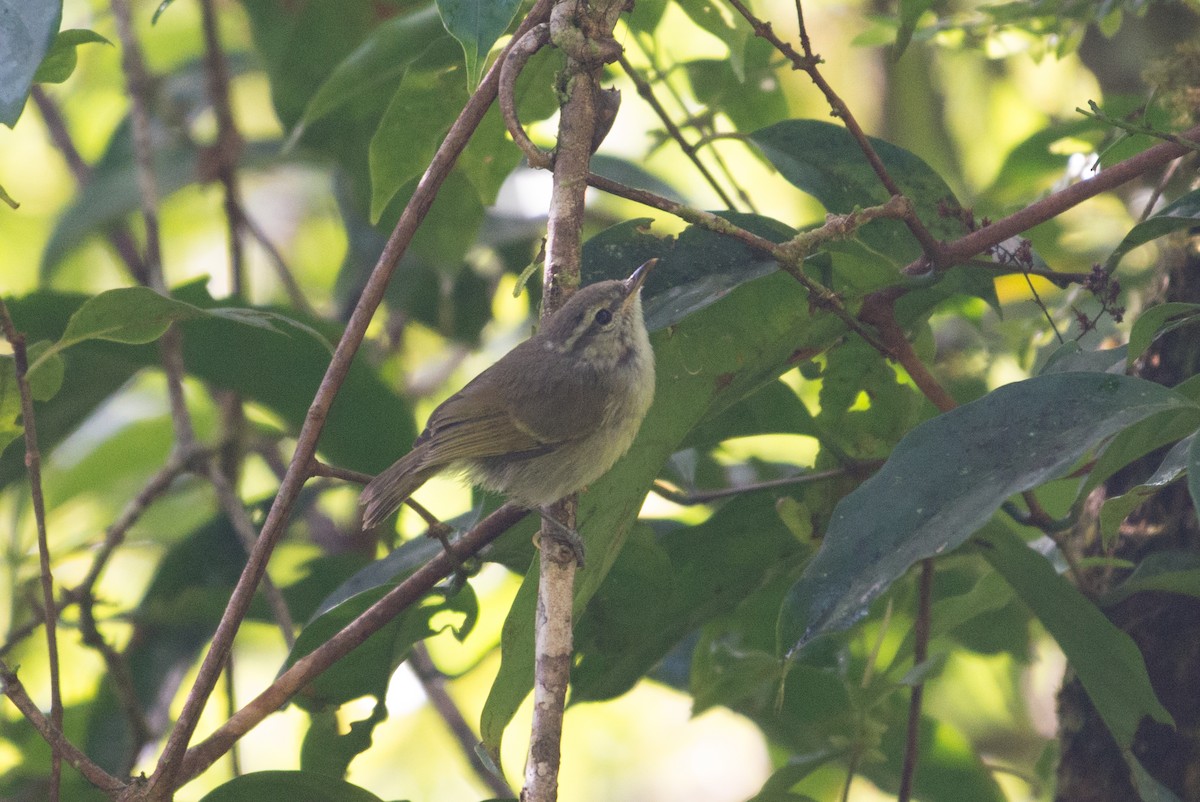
[1106,188,1200,270]
[436,0,521,88]
[196,771,386,802]
[0,0,59,125]
[750,119,965,265]
[978,521,1172,747]
[53,287,204,351]
[780,372,1195,655]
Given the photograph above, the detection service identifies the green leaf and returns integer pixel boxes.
[1127,302,1200,364]
[1103,550,1200,606]
[196,771,386,802]
[683,38,786,134]
[893,0,933,59]
[674,0,750,79]
[289,6,447,143]
[978,521,1172,747]
[0,181,17,209]
[54,287,205,351]
[1106,188,1200,270]
[1098,433,1194,549]
[32,28,110,84]
[750,119,966,265]
[749,750,842,801]
[481,263,851,759]
[369,38,467,222]
[436,0,521,89]
[25,341,64,401]
[780,372,1195,655]
[0,0,60,126]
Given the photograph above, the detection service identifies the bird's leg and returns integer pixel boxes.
[535,507,586,568]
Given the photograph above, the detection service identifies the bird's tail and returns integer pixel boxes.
[360,450,439,529]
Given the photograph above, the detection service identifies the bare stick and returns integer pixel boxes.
[144,2,556,794]
[499,23,553,169]
[897,560,934,802]
[0,302,64,800]
[0,659,124,794]
[410,644,514,797]
[175,504,529,783]
[616,52,736,209]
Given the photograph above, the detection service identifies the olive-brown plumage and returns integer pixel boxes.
[360,260,656,529]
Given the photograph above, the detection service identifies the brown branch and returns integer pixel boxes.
[198,0,246,295]
[175,504,529,783]
[240,213,320,317]
[915,121,1200,275]
[0,301,64,800]
[499,22,553,169]
[616,52,736,209]
[0,659,125,794]
[651,467,853,505]
[410,644,514,797]
[724,0,944,262]
[77,592,152,749]
[30,87,150,283]
[143,1,557,795]
[897,559,934,802]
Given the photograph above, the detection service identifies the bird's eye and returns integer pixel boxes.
[594,308,613,325]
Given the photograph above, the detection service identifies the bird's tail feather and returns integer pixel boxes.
[360,451,438,529]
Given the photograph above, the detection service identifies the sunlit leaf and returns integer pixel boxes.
[436,0,521,89]
[32,28,109,84]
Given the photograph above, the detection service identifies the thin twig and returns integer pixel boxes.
[198,0,246,295]
[0,302,64,801]
[175,504,529,783]
[1139,157,1181,223]
[616,52,736,209]
[724,0,945,262]
[207,463,297,648]
[499,23,553,169]
[410,644,514,797]
[144,2,557,795]
[241,213,320,317]
[650,468,851,505]
[897,559,934,802]
[0,659,125,794]
[30,86,150,283]
[77,591,153,749]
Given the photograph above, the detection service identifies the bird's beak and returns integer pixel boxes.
[621,259,656,307]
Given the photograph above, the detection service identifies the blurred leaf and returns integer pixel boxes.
[684,38,786,133]
[1039,341,1128,374]
[681,378,818,450]
[748,750,842,801]
[196,771,386,802]
[0,181,17,208]
[674,0,750,79]
[301,702,389,780]
[893,0,933,59]
[369,38,466,221]
[871,714,1007,802]
[1104,550,1200,606]
[289,5,446,142]
[436,0,521,89]
[40,118,280,274]
[32,28,109,83]
[0,0,59,126]
[780,372,1195,656]
[25,341,64,401]
[482,259,851,758]
[750,119,966,266]
[1128,302,1200,364]
[978,521,1172,747]
[1107,189,1200,270]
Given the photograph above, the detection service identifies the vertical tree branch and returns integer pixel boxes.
[0,302,64,801]
[522,3,626,801]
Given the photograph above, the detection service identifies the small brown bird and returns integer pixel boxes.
[360,260,656,530]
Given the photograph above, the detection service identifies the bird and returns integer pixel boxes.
[359,260,656,541]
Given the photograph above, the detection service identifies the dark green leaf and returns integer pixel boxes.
[748,750,842,801]
[196,771,386,802]
[1103,550,1200,606]
[1128,302,1200,364]
[1098,433,1193,548]
[32,28,110,84]
[301,702,388,779]
[369,38,466,221]
[436,0,521,88]
[750,119,965,265]
[780,372,1195,655]
[1106,187,1200,270]
[0,0,60,126]
[289,6,447,141]
[978,521,1172,747]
